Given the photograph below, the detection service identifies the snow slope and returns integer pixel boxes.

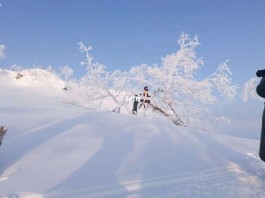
[0,69,265,198]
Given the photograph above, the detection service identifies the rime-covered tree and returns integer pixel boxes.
[125,33,238,128]
[65,33,238,129]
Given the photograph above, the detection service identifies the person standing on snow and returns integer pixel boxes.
[139,86,151,109]
[132,95,139,115]
[256,69,265,162]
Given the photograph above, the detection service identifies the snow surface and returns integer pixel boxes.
[0,69,265,198]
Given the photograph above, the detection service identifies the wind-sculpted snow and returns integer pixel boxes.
[0,70,265,198]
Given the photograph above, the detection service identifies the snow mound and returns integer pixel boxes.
[0,68,65,90]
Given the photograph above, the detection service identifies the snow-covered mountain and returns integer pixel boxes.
[0,69,265,198]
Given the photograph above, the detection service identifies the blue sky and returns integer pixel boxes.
[0,0,265,84]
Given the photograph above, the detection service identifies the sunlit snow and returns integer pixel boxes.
[0,69,264,198]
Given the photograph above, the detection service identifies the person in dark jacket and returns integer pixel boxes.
[256,69,265,162]
[132,95,139,115]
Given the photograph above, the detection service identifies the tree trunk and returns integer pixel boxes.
[149,104,185,126]
[0,126,7,146]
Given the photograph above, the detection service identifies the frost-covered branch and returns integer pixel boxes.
[60,65,73,81]
[63,42,128,112]
[206,61,238,103]
[242,77,259,102]
[78,41,93,69]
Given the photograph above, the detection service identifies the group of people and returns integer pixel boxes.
[132,86,151,115]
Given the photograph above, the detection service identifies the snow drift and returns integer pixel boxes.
[0,69,265,198]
